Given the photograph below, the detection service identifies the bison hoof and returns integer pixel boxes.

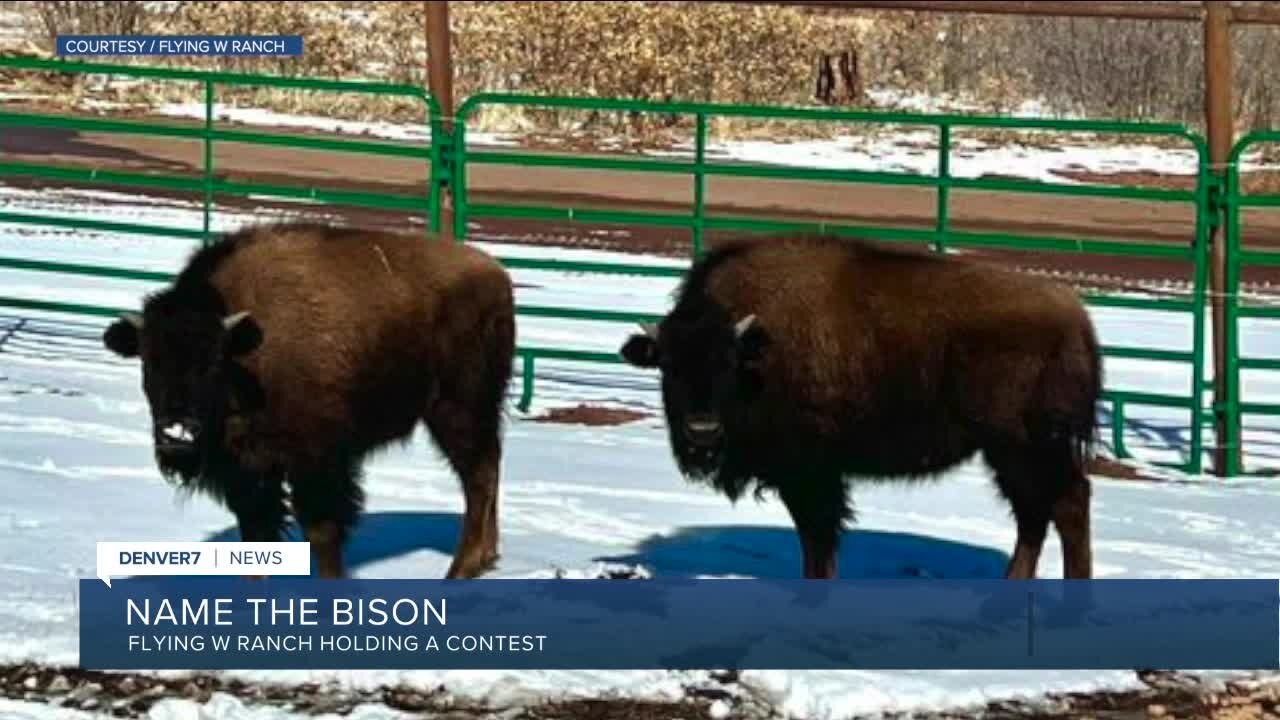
[445,551,499,580]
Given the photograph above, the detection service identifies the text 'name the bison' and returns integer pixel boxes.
[126,597,448,627]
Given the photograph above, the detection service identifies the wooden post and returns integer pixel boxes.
[426,0,455,240]
[1203,0,1237,475]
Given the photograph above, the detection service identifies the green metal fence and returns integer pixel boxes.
[0,56,443,319]
[0,58,1225,474]
[455,93,1215,474]
[1225,131,1280,476]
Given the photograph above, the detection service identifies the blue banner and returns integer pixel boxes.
[56,36,303,57]
[79,578,1279,671]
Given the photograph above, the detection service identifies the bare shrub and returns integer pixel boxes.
[27,1,149,46]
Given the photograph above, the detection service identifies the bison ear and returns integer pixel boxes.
[734,314,769,365]
[103,313,143,358]
[620,334,659,368]
[221,311,263,358]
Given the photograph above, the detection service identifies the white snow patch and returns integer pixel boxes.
[155,103,519,148]
[145,693,415,720]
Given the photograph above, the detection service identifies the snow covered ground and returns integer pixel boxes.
[4,307,1280,719]
[1,173,1280,717]
[149,102,1279,185]
[154,103,520,149]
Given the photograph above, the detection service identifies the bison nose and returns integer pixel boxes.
[154,417,201,454]
[684,414,723,446]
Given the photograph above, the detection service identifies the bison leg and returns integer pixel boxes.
[1002,502,1050,580]
[289,459,364,580]
[226,473,286,543]
[423,302,512,580]
[986,444,1065,580]
[450,454,500,580]
[302,521,346,580]
[426,398,502,580]
[777,476,848,579]
[1052,468,1093,579]
[224,473,287,580]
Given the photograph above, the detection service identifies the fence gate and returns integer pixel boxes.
[1225,132,1280,477]
[454,93,1215,475]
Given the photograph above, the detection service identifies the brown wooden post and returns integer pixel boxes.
[1203,0,1237,475]
[426,0,456,240]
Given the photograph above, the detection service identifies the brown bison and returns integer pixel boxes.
[102,222,516,580]
[620,234,1100,580]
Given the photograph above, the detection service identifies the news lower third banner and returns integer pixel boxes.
[56,35,303,57]
[80,578,1278,671]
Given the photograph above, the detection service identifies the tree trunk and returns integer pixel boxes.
[837,49,864,104]
[814,53,835,104]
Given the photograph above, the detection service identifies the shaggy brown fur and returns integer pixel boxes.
[103,222,516,580]
[621,234,1101,580]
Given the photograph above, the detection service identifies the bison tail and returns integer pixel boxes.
[488,311,517,422]
[1073,318,1105,472]
[1035,317,1104,475]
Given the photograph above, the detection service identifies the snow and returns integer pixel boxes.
[0,695,415,720]
[649,128,1264,185]
[0,360,1274,720]
[0,9,26,44]
[1,145,1280,719]
[137,103,1275,184]
[866,88,1065,120]
[154,103,520,149]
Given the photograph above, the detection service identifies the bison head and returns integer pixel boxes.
[619,306,769,476]
[102,289,263,482]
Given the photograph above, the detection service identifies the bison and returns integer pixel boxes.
[102,222,516,580]
[620,234,1101,580]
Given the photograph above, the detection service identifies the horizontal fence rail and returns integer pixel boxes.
[455,93,1214,474]
[1,59,1268,476]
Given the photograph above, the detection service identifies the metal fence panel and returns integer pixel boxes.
[1224,131,1280,476]
[0,60,1223,474]
[456,93,1214,474]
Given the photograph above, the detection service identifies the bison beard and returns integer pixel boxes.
[103,222,516,580]
[621,234,1101,581]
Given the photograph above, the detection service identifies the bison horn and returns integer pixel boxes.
[734,314,757,338]
[223,311,252,330]
[122,312,143,330]
[639,322,659,339]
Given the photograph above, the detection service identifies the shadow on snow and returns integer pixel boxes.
[171,512,1012,580]
[596,525,1010,579]
[203,511,463,579]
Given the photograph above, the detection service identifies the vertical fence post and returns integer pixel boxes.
[693,112,708,258]
[935,123,951,253]
[1111,399,1128,460]
[1204,0,1239,476]
[426,0,456,241]
[426,97,442,235]
[1222,139,1245,478]
[1185,137,1211,475]
[202,79,214,247]
[452,107,469,242]
[518,353,535,413]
